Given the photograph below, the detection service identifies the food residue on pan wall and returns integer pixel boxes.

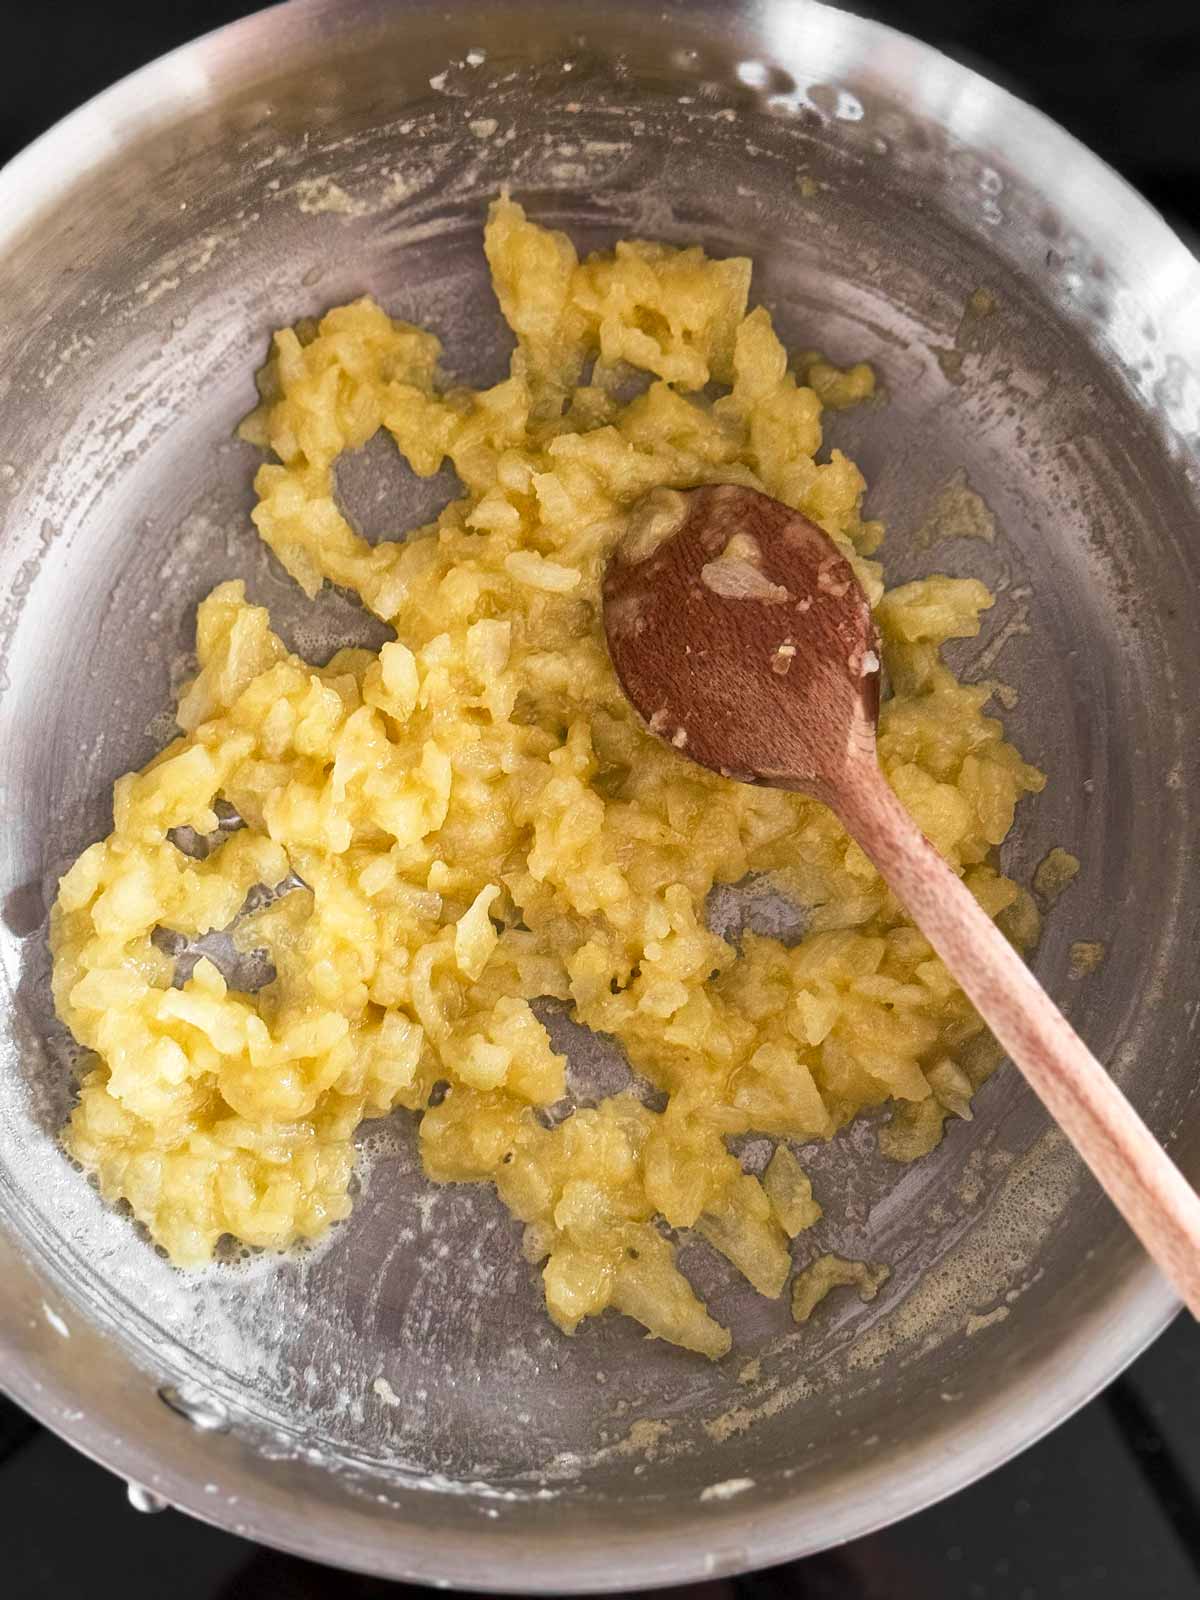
[291,177,367,217]
[373,1376,401,1407]
[1033,847,1081,904]
[700,1476,755,1502]
[790,1254,890,1324]
[968,590,1033,678]
[930,287,999,387]
[1069,939,1106,978]
[965,1304,1010,1336]
[913,469,997,548]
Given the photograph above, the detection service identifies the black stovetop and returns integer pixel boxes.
[3,4,1199,1596]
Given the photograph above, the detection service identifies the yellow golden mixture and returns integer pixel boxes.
[51,198,1043,1358]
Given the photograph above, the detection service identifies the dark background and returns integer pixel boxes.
[2,3,1199,1597]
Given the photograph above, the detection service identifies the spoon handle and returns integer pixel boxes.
[833,761,1200,1319]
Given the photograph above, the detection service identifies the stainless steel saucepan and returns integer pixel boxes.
[1,0,1198,1586]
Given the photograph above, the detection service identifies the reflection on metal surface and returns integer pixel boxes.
[126,1483,169,1514]
[158,1384,231,1435]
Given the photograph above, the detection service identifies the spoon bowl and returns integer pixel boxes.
[603,483,880,793]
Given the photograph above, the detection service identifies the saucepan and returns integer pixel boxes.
[1,0,1198,1586]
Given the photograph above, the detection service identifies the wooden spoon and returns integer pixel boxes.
[603,482,1200,1316]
